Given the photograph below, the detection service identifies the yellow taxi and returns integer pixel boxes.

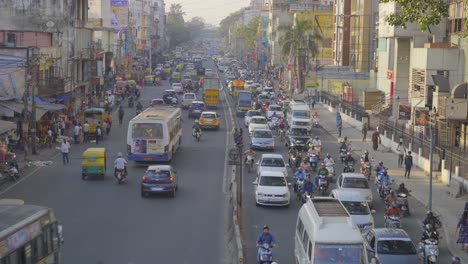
[198,111,220,130]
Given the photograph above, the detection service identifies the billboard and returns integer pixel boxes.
[414,108,430,126]
[0,49,27,99]
[111,0,128,30]
[398,104,411,120]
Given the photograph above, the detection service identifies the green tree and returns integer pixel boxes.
[279,16,322,93]
[166,3,190,47]
[234,16,260,51]
[379,0,448,32]
[187,16,205,34]
[219,9,244,37]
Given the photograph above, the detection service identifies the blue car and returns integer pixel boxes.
[188,101,205,118]
[141,165,178,198]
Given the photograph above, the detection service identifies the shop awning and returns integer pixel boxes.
[0,120,16,134]
[0,100,65,119]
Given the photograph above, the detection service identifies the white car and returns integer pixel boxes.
[205,68,214,77]
[267,104,284,119]
[251,129,274,151]
[254,171,291,207]
[336,173,373,207]
[248,116,269,135]
[244,110,262,127]
[262,87,274,97]
[330,189,375,230]
[172,83,183,94]
[182,93,197,109]
[244,80,254,90]
[256,153,288,177]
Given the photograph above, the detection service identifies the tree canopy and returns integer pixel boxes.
[166,3,191,47]
[379,0,448,32]
[219,9,244,37]
[234,16,261,50]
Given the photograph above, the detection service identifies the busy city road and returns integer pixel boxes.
[0,76,231,263]
[215,67,453,264]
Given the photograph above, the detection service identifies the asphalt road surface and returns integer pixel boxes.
[216,68,452,264]
[0,70,232,263]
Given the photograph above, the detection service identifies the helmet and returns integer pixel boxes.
[379,161,383,165]
[400,183,405,187]
[427,211,434,217]
[118,152,123,157]
[326,153,330,158]
[425,224,433,231]
[263,225,269,230]
[347,152,351,155]
[364,150,369,154]
[195,120,199,124]
[315,136,319,139]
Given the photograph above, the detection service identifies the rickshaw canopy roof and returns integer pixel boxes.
[82,148,106,158]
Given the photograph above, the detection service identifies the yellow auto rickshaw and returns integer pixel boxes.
[81,108,107,137]
[144,75,155,85]
[82,148,107,180]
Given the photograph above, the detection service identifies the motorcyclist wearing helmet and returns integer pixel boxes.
[192,120,202,137]
[421,224,439,241]
[300,158,312,173]
[302,177,315,195]
[311,136,322,149]
[323,153,335,166]
[339,140,348,153]
[397,183,409,195]
[288,146,301,168]
[256,225,276,263]
[114,152,127,177]
[376,161,385,173]
[385,190,397,207]
[363,150,370,162]
[385,202,401,218]
[423,211,442,230]
[316,163,330,187]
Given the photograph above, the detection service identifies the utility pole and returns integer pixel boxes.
[429,124,434,211]
[30,50,39,155]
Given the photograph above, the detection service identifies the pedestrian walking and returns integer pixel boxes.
[336,112,342,137]
[309,96,316,109]
[60,121,65,136]
[83,121,90,142]
[396,140,406,168]
[47,127,53,148]
[95,126,102,145]
[456,208,468,252]
[371,129,381,151]
[404,151,413,178]
[78,123,83,144]
[106,120,111,136]
[73,123,80,144]
[59,139,70,165]
[22,138,29,161]
[362,124,368,142]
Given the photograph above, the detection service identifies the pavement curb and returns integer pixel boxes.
[231,166,245,263]
[318,100,467,262]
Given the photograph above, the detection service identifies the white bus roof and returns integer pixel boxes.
[299,197,362,244]
[131,107,181,123]
[0,204,51,238]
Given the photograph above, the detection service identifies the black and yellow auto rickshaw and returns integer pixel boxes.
[81,148,106,180]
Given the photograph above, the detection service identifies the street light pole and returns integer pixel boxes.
[429,124,434,211]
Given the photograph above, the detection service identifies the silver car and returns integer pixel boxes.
[363,228,418,264]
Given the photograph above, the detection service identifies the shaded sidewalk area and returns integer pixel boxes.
[316,101,468,263]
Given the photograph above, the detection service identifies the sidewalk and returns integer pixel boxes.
[316,102,468,262]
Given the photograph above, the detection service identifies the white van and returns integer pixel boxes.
[330,189,375,231]
[295,197,369,264]
[287,104,311,130]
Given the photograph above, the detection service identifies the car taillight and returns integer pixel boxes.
[167,177,174,182]
[142,176,149,182]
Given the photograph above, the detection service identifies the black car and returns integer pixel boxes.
[285,127,312,151]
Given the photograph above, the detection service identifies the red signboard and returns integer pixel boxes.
[387,71,394,80]
[343,86,353,103]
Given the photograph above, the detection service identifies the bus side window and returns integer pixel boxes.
[308,240,312,261]
[297,219,304,237]
[302,231,309,252]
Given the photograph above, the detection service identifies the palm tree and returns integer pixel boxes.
[278,16,322,94]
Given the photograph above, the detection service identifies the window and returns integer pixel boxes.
[308,241,313,260]
[132,123,163,139]
[302,231,309,251]
[297,219,304,236]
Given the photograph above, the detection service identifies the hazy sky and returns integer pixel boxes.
[164,0,251,26]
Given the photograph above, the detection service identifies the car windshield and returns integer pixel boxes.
[201,113,216,118]
[294,121,310,126]
[269,106,281,111]
[258,95,269,99]
[253,131,272,138]
[184,94,195,99]
[313,244,363,264]
[261,158,285,167]
[259,176,286,186]
[251,118,267,124]
[146,170,170,179]
[342,201,370,215]
[173,84,182,87]
[191,103,204,108]
[377,240,417,255]
[343,178,370,189]
[248,111,261,117]
[290,128,308,136]
[293,110,310,118]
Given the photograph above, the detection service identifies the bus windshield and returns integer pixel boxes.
[313,244,363,264]
[132,123,164,139]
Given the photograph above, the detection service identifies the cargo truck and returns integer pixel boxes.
[236,91,252,116]
[203,78,220,108]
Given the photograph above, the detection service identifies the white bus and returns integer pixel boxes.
[127,107,182,162]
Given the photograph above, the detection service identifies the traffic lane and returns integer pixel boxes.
[240,124,341,264]
[0,81,229,263]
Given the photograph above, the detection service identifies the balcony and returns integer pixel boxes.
[38,77,65,98]
[289,3,332,12]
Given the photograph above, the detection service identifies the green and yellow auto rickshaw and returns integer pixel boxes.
[81,108,107,137]
[81,148,107,180]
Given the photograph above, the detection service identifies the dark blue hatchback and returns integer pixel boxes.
[188,101,205,118]
[141,165,178,198]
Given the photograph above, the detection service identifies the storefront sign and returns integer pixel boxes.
[398,104,411,120]
[414,108,429,126]
[386,71,394,80]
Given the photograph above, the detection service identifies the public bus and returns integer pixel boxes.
[0,199,63,263]
[127,107,182,162]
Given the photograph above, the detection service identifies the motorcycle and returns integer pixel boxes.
[309,154,318,172]
[128,97,134,108]
[317,175,328,196]
[339,149,347,163]
[193,129,202,141]
[289,152,302,170]
[364,161,372,180]
[343,160,355,173]
[313,117,320,128]
[115,169,126,184]
[397,192,410,216]
[380,182,393,199]
[419,238,440,264]
[246,155,256,173]
[301,191,313,204]
[325,162,335,177]
[279,129,285,141]
[384,215,402,228]
[257,243,275,264]
[1,161,19,181]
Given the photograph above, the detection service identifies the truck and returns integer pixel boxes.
[236,91,252,116]
[231,80,245,98]
[203,78,220,108]
[294,197,369,264]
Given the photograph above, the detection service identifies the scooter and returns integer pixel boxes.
[384,215,402,228]
[325,162,335,177]
[343,160,355,173]
[301,190,313,204]
[115,169,126,184]
[193,129,202,142]
[293,171,306,193]
[380,182,392,199]
[257,244,275,264]
[289,152,302,170]
[309,154,318,172]
[339,149,347,163]
[419,238,440,264]
[364,161,372,180]
[397,192,410,216]
[317,175,328,196]
[7,161,19,181]
[313,117,320,128]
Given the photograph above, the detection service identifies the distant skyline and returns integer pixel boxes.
[164,0,251,26]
